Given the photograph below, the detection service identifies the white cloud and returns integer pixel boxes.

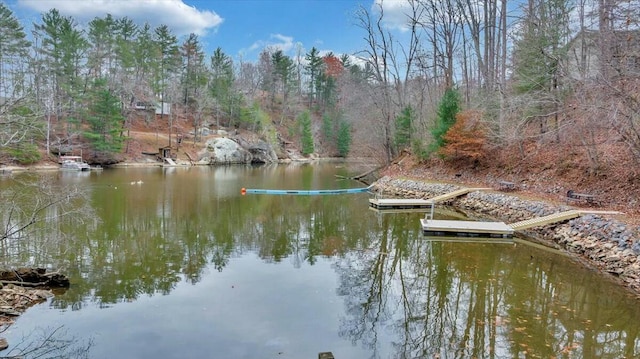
[372,0,412,32]
[18,0,223,36]
[246,33,295,54]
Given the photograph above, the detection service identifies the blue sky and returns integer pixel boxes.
[7,0,392,62]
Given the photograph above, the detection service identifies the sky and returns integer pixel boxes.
[6,0,412,62]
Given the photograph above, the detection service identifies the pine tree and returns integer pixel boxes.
[512,0,572,138]
[394,106,413,151]
[33,9,88,144]
[0,3,31,98]
[429,88,460,154]
[304,47,322,106]
[0,3,36,162]
[336,120,351,157]
[153,24,178,107]
[210,47,235,127]
[84,78,125,157]
[271,50,295,106]
[298,110,314,156]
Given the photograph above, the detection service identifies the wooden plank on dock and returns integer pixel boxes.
[420,219,514,238]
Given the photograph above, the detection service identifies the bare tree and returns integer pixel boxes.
[0,177,94,244]
[354,1,422,162]
[418,0,462,89]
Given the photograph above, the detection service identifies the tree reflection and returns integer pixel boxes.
[4,167,640,358]
[2,325,93,359]
[334,229,640,358]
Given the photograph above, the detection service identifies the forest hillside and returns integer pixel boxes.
[0,3,639,218]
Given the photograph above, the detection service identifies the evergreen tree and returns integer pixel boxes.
[298,110,314,155]
[271,50,296,105]
[429,88,460,153]
[322,112,334,143]
[113,17,138,111]
[210,47,235,127]
[180,33,206,107]
[0,3,31,98]
[394,106,413,151]
[153,24,178,107]
[84,78,124,156]
[87,14,116,80]
[133,23,156,93]
[33,9,88,143]
[336,120,351,157]
[512,0,572,138]
[304,47,322,106]
[114,17,138,73]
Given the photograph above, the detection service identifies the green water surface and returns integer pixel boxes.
[1,163,639,359]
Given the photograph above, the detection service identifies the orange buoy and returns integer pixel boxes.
[241,187,246,195]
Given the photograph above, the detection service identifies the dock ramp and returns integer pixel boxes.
[428,188,490,203]
[509,210,622,231]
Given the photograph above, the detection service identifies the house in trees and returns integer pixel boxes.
[155,101,171,116]
[566,29,640,80]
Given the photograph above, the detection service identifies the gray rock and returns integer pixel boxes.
[200,138,251,164]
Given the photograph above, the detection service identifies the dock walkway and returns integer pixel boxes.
[509,210,622,231]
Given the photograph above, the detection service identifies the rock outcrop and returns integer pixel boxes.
[197,137,278,164]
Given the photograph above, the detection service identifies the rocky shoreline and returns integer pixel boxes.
[372,176,640,297]
[0,268,70,351]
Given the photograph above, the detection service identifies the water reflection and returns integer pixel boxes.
[1,164,640,358]
[335,229,640,359]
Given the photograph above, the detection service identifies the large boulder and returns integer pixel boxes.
[199,137,252,164]
[248,140,278,164]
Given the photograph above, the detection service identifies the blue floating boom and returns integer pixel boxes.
[242,186,372,195]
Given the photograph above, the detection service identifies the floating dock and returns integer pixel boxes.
[421,219,514,238]
[369,187,490,212]
[420,209,622,239]
[369,198,433,210]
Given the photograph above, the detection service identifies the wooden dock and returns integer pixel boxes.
[369,187,490,212]
[369,198,433,211]
[420,219,514,238]
[419,209,623,239]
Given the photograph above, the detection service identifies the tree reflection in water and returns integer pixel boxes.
[3,326,93,358]
[334,217,640,358]
[2,166,640,358]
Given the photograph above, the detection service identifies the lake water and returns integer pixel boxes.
[1,163,640,359]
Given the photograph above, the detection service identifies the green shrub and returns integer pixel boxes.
[6,144,41,165]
